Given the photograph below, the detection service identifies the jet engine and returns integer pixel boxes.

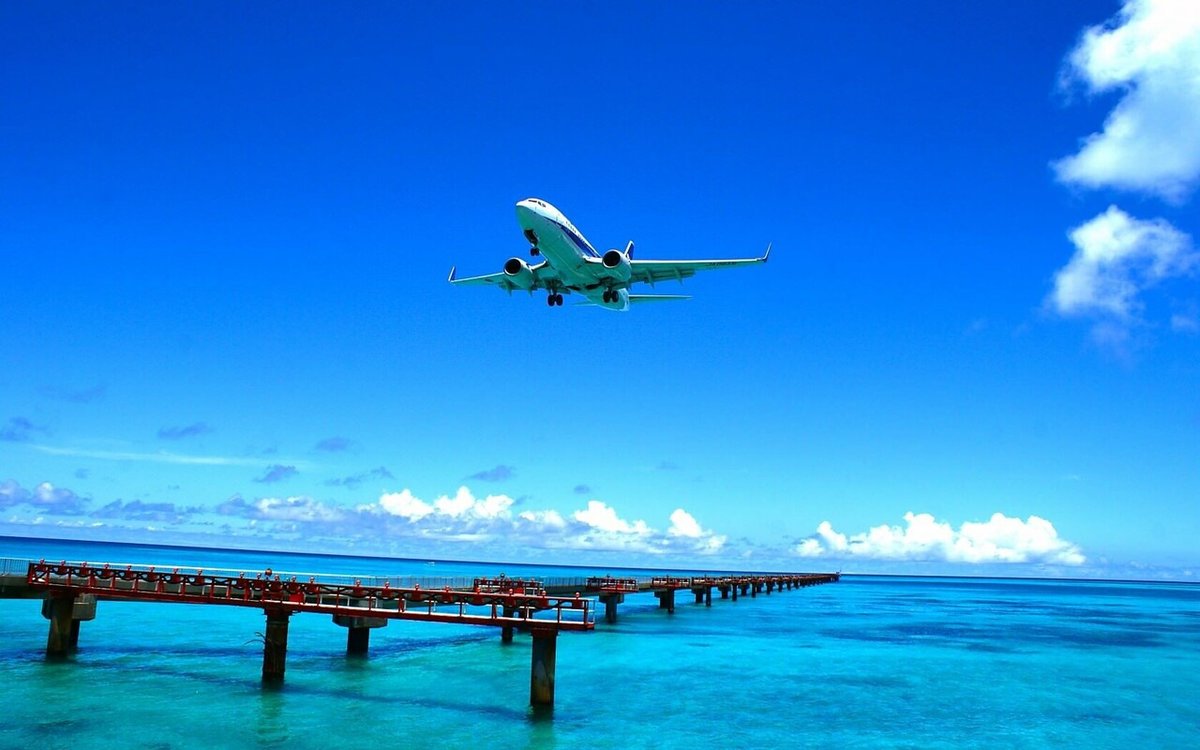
[601,249,632,282]
[503,257,536,289]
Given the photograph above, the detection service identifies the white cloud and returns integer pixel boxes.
[1055,0,1200,200]
[794,512,1085,566]
[573,500,651,536]
[256,496,344,523]
[517,509,567,529]
[433,486,514,519]
[376,486,515,523]
[0,479,88,514]
[667,508,726,552]
[667,508,702,537]
[376,489,435,521]
[1049,205,1196,319]
[367,490,725,555]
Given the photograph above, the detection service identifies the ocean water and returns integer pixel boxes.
[1,537,1198,749]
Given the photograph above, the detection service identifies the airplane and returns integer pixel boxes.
[448,198,770,311]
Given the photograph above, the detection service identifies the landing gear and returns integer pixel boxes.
[602,290,618,303]
[524,229,540,256]
[546,293,563,306]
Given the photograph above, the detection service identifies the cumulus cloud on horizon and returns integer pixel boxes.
[360,487,726,555]
[2,474,718,560]
[794,512,1085,566]
[0,479,88,515]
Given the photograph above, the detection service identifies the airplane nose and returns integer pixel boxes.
[515,199,541,225]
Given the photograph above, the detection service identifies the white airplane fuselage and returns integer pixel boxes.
[448,198,769,309]
[515,198,631,311]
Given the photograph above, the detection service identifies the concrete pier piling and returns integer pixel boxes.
[654,588,676,614]
[43,593,75,656]
[501,606,517,643]
[262,609,291,681]
[41,593,96,656]
[599,593,623,624]
[529,628,558,708]
[333,613,387,655]
[347,627,370,653]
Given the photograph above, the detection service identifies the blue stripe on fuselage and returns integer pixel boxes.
[553,220,599,258]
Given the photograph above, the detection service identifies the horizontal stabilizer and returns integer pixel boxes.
[629,294,690,304]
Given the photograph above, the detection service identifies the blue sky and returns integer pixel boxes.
[2,1,1198,578]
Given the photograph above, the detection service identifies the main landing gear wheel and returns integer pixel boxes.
[546,293,563,306]
[530,246,540,256]
[603,290,617,303]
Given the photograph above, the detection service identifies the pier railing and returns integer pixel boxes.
[10,556,839,708]
[25,561,595,631]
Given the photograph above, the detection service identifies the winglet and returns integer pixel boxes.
[448,266,457,282]
[762,242,772,263]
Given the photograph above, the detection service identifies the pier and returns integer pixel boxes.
[2,558,838,708]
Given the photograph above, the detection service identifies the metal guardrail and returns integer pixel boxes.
[0,557,34,576]
[26,561,595,630]
[3,558,836,593]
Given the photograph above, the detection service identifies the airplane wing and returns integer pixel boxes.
[447,263,563,293]
[629,294,690,303]
[628,244,770,286]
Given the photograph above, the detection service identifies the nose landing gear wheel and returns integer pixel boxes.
[530,246,540,256]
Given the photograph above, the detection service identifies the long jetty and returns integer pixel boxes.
[1,558,838,708]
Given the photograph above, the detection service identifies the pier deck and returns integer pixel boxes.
[2,557,839,708]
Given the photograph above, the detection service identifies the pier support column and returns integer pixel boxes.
[655,589,676,614]
[501,606,517,643]
[705,588,712,607]
[347,627,370,654]
[599,594,623,624]
[333,614,387,655]
[44,593,76,656]
[529,628,557,709]
[751,583,758,598]
[42,593,96,656]
[731,584,738,601]
[719,586,729,600]
[262,609,291,682]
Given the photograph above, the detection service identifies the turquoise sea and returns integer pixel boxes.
[1,536,1198,749]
